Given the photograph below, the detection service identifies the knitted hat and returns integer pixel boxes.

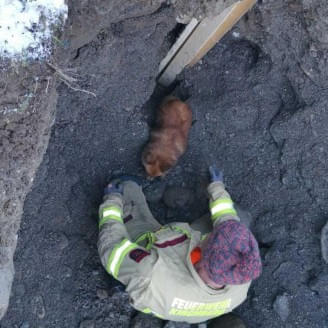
[202,220,262,285]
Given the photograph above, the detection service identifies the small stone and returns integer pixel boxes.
[273,294,290,322]
[321,221,328,263]
[163,186,193,209]
[79,320,95,328]
[96,288,108,300]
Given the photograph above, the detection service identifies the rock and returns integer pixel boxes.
[309,273,328,296]
[79,320,95,328]
[31,295,46,319]
[130,312,162,328]
[321,221,328,263]
[96,288,108,300]
[163,186,193,209]
[144,180,166,203]
[207,313,246,328]
[273,294,290,322]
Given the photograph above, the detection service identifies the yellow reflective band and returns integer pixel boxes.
[142,308,152,314]
[99,216,122,228]
[135,232,156,250]
[209,198,236,221]
[201,233,208,241]
[107,239,137,278]
[169,308,226,317]
[99,206,123,227]
[211,202,233,215]
[101,206,122,219]
[212,209,237,221]
[210,198,233,208]
[173,226,191,238]
[153,312,164,319]
[169,298,231,317]
[103,208,121,218]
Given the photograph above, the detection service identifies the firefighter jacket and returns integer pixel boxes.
[97,181,251,324]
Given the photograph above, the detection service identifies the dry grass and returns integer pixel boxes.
[46,62,96,97]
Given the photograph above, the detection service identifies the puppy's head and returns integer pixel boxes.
[142,150,171,178]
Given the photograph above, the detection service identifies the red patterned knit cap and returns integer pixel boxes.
[202,220,262,285]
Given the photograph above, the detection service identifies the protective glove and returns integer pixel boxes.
[104,175,141,195]
[209,165,223,183]
[104,181,123,195]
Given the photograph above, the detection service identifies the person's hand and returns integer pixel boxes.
[104,175,142,196]
[104,181,123,195]
[209,165,223,183]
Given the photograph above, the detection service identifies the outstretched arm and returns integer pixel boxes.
[97,184,156,288]
[208,166,239,227]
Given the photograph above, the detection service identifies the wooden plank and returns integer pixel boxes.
[158,18,199,75]
[157,0,256,86]
[188,0,257,66]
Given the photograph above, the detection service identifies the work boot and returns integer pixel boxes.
[207,313,246,328]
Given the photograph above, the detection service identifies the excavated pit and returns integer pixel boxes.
[1,1,328,327]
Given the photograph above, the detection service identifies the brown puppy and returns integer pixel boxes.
[142,96,192,177]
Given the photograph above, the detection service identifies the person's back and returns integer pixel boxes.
[97,168,262,324]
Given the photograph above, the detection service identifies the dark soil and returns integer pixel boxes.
[1,1,328,328]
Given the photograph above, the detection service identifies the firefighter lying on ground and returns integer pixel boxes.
[97,166,262,325]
